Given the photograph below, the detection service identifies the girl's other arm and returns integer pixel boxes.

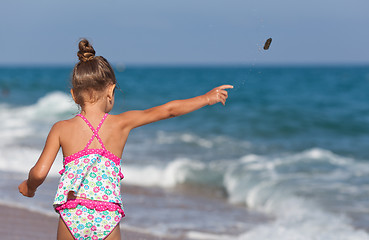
[18,122,61,197]
[121,85,233,129]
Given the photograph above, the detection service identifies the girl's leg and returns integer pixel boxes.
[57,217,74,240]
[105,224,121,240]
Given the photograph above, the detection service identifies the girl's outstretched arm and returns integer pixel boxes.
[18,123,61,197]
[121,85,233,130]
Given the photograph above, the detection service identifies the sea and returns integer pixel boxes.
[1,65,369,239]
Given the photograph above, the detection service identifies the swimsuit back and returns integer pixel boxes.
[53,113,124,211]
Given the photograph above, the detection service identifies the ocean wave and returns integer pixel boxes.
[154,130,252,150]
[156,131,214,148]
[0,146,63,177]
[0,91,77,146]
[225,148,369,209]
[235,197,369,240]
[0,91,75,176]
[1,91,75,121]
[123,158,223,188]
[122,148,369,238]
[124,148,365,206]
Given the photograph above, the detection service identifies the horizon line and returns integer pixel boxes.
[0,62,368,68]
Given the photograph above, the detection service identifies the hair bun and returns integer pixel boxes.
[77,39,96,62]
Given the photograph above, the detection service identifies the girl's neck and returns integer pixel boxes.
[78,87,115,118]
[80,100,109,119]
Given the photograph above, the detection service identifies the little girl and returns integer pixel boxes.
[18,39,233,240]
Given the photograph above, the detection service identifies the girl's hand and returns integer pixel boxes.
[204,85,234,106]
[18,180,36,198]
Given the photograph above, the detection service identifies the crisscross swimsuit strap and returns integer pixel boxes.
[77,113,108,150]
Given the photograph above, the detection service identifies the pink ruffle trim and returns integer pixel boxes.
[55,198,125,216]
[64,149,121,165]
[58,149,124,179]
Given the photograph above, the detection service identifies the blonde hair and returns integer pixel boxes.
[72,39,116,107]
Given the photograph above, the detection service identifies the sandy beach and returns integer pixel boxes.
[0,183,188,240]
[0,203,180,240]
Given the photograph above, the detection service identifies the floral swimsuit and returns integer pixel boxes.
[53,113,125,240]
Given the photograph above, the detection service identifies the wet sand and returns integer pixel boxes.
[0,204,180,240]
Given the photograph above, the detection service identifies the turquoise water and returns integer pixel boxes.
[1,65,369,239]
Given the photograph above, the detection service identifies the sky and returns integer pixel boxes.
[1,0,369,66]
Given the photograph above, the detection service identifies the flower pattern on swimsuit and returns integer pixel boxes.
[53,153,123,209]
[60,204,122,240]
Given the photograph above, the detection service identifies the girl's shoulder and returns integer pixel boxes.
[51,116,83,144]
[108,111,137,128]
[52,116,80,131]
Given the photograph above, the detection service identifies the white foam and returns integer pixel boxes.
[123,158,208,188]
[154,130,251,150]
[292,148,353,166]
[186,231,232,240]
[0,91,75,175]
[156,131,214,148]
[0,146,63,177]
[1,91,75,122]
[0,92,76,143]
[123,164,168,187]
[221,148,369,239]
[235,198,369,240]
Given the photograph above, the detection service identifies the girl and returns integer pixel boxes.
[18,39,233,240]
